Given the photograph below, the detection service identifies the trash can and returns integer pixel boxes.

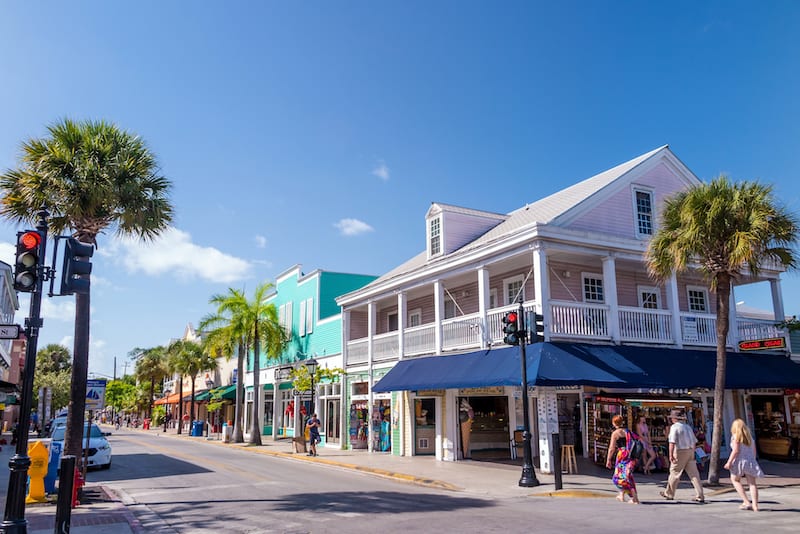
[143,418,150,430]
[191,420,203,437]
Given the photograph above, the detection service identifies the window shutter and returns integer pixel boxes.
[299,300,306,337]
[306,298,314,334]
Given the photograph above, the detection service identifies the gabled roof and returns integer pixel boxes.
[426,202,507,221]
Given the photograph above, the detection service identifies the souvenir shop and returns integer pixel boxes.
[746,388,800,460]
[587,392,710,471]
[347,381,392,452]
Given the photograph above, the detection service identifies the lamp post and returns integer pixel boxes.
[163,387,171,433]
[305,358,318,418]
[517,300,540,487]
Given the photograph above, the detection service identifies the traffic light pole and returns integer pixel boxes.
[517,300,540,488]
[1,207,49,534]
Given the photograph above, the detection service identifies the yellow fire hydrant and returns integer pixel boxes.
[26,441,49,504]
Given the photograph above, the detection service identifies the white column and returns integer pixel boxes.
[398,291,407,359]
[728,289,738,349]
[602,255,620,343]
[536,388,559,474]
[666,274,683,348]
[771,279,786,322]
[478,267,490,348]
[532,245,550,341]
[367,301,375,452]
[443,389,458,461]
[434,280,443,355]
[341,309,350,366]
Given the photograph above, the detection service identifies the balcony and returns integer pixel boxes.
[345,302,787,366]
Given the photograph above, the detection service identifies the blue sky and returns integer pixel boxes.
[1,2,799,379]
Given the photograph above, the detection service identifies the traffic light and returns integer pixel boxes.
[14,230,42,292]
[502,311,521,346]
[532,313,545,343]
[60,237,94,295]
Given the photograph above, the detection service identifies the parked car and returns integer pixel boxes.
[47,415,68,437]
[50,423,112,470]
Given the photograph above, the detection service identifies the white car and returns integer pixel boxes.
[50,423,112,470]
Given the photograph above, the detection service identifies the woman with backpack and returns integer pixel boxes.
[605,415,640,504]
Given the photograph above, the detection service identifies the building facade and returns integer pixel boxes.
[336,146,800,470]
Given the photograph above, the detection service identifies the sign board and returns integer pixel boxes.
[738,337,787,351]
[86,379,107,411]
[0,324,20,339]
[682,316,699,343]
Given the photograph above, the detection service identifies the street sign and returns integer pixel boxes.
[0,324,20,339]
[86,379,107,410]
[738,337,787,351]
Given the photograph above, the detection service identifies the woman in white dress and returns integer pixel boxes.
[723,418,765,512]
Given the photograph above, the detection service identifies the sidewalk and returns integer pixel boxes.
[3,425,800,533]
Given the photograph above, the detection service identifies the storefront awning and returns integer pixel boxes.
[153,392,182,405]
[372,343,625,392]
[203,384,237,401]
[372,342,800,393]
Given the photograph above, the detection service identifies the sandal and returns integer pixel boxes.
[739,503,751,510]
[659,491,673,500]
[692,496,705,503]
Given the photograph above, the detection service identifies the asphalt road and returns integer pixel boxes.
[91,429,800,533]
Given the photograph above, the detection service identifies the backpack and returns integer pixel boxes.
[628,431,645,461]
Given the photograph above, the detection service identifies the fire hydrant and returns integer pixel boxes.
[25,441,49,504]
[72,467,85,507]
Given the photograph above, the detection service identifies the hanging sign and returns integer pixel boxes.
[0,325,20,339]
[738,337,786,351]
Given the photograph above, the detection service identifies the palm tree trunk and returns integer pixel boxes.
[190,376,196,423]
[249,326,263,445]
[64,291,90,459]
[177,375,184,435]
[233,343,245,443]
[708,274,731,485]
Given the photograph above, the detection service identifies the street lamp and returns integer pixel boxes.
[163,387,171,433]
[305,358,318,417]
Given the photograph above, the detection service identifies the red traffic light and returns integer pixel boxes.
[505,311,518,323]
[19,231,41,251]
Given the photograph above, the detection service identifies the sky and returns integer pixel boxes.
[1,2,799,380]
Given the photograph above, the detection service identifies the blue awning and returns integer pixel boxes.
[372,343,625,392]
[371,342,800,393]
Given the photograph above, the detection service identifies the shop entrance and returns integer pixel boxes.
[414,398,436,455]
[558,393,582,455]
[460,396,510,459]
[751,394,792,459]
[372,399,391,452]
[326,399,340,444]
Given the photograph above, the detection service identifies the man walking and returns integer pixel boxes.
[660,409,704,503]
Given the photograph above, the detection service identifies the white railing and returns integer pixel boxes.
[618,306,673,343]
[441,312,483,351]
[404,324,436,357]
[372,331,400,362]
[550,301,610,339]
[346,338,368,366]
[737,318,783,341]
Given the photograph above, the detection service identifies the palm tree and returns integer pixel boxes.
[168,340,218,429]
[133,346,168,419]
[0,118,174,458]
[200,293,248,442]
[646,175,798,484]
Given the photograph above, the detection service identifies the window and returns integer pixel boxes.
[429,217,442,256]
[489,288,498,309]
[444,297,456,319]
[687,287,708,313]
[305,298,313,335]
[388,312,398,331]
[638,287,660,309]
[634,189,654,236]
[408,308,422,327]
[279,302,293,339]
[504,276,525,305]
[583,274,604,303]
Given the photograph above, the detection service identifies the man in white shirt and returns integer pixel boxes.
[660,409,705,503]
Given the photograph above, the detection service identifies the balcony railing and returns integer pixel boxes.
[345,304,788,366]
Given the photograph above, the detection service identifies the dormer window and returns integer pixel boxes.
[634,189,654,237]
[429,217,442,257]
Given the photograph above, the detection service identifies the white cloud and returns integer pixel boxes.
[40,298,76,322]
[59,335,73,348]
[254,235,267,248]
[113,227,253,283]
[334,218,374,236]
[372,161,390,181]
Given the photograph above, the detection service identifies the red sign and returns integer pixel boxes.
[738,337,787,351]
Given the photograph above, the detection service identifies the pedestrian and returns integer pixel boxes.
[605,414,640,504]
[635,415,657,474]
[306,413,321,457]
[659,409,704,503]
[724,418,764,512]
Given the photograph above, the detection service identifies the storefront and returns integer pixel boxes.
[413,394,439,455]
[746,388,799,460]
[458,388,511,459]
[587,393,708,470]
